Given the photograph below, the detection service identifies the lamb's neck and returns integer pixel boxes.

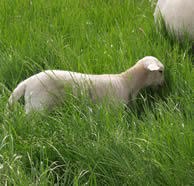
[121,65,147,99]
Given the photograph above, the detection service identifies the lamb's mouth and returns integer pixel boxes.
[151,82,164,90]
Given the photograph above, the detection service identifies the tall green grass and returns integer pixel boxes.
[0,0,193,185]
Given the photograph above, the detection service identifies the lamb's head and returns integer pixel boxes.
[137,56,164,89]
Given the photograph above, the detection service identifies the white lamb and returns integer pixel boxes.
[154,0,194,41]
[7,56,164,113]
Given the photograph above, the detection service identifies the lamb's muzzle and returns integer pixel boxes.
[7,56,164,113]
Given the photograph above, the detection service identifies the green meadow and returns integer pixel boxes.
[0,0,193,185]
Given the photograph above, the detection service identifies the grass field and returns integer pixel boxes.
[0,0,193,185]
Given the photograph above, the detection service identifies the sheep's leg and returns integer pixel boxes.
[131,90,139,101]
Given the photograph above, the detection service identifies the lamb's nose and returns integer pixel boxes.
[159,80,164,87]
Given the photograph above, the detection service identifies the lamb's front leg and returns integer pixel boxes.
[130,90,139,101]
[125,90,139,109]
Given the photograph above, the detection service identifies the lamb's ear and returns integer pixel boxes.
[146,63,160,71]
